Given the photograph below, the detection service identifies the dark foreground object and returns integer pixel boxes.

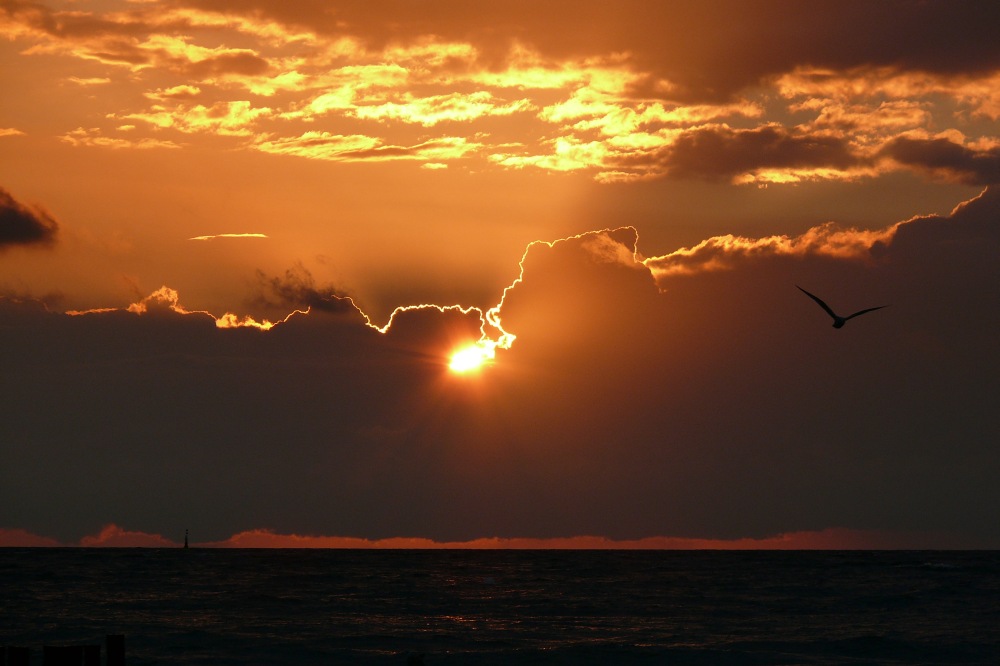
[2,549,998,664]
[3,636,122,666]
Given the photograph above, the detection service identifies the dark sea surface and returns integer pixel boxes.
[1,549,998,665]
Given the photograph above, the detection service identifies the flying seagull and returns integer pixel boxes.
[797,286,888,328]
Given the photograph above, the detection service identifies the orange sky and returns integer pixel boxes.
[2,1,999,548]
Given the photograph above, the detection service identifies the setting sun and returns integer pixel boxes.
[449,343,494,373]
[2,0,999,605]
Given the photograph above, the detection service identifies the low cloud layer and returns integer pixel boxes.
[2,188,997,546]
[0,525,967,550]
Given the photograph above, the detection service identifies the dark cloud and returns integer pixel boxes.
[0,187,58,250]
[658,125,859,181]
[879,137,1000,186]
[1,190,998,545]
[607,127,1000,187]
[253,264,363,316]
[382,305,485,356]
[342,140,450,161]
[186,52,270,78]
[9,0,1000,103]
[597,124,863,182]
[1,0,154,41]
[496,226,659,358]
[176,0,1000,102]
[646,1,1000,101]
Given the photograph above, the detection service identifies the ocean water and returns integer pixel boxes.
[1,549,998,665]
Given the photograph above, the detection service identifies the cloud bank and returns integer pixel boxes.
[4,1,1000,184]
[0,525,969,550]
[2,188,998,546]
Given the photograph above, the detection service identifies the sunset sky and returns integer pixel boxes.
[2,0,999,548]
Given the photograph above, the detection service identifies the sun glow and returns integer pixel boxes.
[449,343,494,373]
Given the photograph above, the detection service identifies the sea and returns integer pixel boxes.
[1,549,998,665]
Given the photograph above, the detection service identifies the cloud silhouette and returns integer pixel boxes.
[254,265,363,316]
[879,136,1000,185]
[1,189,998,546]
[661,125,860,181]
[0,187,59,250]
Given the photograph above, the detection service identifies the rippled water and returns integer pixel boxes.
[2,549,998,664]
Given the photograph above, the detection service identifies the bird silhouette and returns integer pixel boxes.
[797,286,887,328]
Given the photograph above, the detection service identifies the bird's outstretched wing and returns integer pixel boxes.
[796,285,837,319]
[844,305,888,321]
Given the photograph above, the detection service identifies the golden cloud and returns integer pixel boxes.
[68,286,284,330]
[152,6,320,47]
[188,233,269,241]
[66,76,112,86]
[794,100,933,142]
[644,221,899,279]
[5,0,998,187]
[144,84,201,100]
[122,100,271,135]
[490,137,610,173]
[352,91,534,126]
[254,132,481,163]
[778,66,1000,121]
[60,126,181,150]
[542,93,762,136]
